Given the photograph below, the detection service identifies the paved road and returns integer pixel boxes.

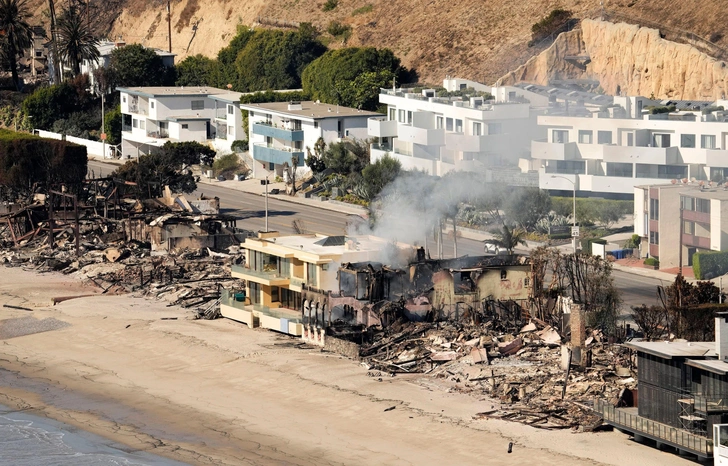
[87,159,664,311]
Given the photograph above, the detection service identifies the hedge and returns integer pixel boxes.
[0,129,88,190]
[693,251,728,280]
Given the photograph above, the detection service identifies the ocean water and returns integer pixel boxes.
[0,405,188,466]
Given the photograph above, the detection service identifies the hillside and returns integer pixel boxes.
[24,0,728,92]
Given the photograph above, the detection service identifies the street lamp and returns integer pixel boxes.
[551,175,577,255]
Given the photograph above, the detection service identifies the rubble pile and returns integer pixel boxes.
[361,317,636,430]
[0,191,250,318]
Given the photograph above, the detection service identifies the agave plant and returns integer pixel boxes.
[535,212,571,234]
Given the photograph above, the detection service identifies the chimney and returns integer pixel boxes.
[716,312,728,360]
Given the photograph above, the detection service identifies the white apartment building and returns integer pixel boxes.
[118,86,245,158]
[240,101,378,178]
[534,95,728,198]
[82,41,175,91]
[368,83,544,177]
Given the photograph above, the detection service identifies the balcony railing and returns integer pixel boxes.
[370,143,413,156]
[594,398,713,457]
[147,129,169,139]
[231,264,290,285]
[122,124,132,132]
[252,122,304,141]
[128,104,147,115]
[252,143,304,165]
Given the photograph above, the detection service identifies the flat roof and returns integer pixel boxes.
[208,92,245,103]
[685,358,728,375]
[117,86,232,98]
[239,101,380,120]
[167,116,209,121]
[635,182,728,200]
[624,340,715,359]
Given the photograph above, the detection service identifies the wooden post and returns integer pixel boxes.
[48,192,54,249]
[73,194,80,256]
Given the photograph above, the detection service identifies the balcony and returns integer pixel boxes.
[122,124,132,132]
[532,140,577,161]
[231,264,290,286]
[703,149,728,166]
[128,104,148,115]
[594,398,712,458]
[252,143,304,166]
[252,122,304,141]
[146,129,169,139]
[289,277,305,292]
[445,132,509,152]
[398,125,444,146]
[219,289,303,336]
[367,117,398,138]
[603,144,680,165]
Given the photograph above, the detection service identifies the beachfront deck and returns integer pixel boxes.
[220,289,303,336]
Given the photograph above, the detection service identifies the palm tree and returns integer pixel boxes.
[56,6,99,77]
[0,0,32,91]
[483,224,527,255]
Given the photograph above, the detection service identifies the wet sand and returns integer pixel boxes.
[0,267,695,465]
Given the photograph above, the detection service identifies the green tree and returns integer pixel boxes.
[322,140,368,175]
[0,0,32,91]
[484,224,527,255]
[22,82,80,129]
[175,54,218,86]
[112,143,204,198]
[362,153,401,197]
[301,47,408,110]
[215,25,255,87]
[159,140,215,166]
[234,28,325,91]
[341,70,394,111]
[56,6,99,76]
[504,187,551,231]
[110,44,173,87]
[103,105,121,145]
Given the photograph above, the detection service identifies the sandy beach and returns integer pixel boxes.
[0,267,696,466]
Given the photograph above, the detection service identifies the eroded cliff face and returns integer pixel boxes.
[498,19,728,101]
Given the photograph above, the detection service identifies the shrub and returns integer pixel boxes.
[644,257,659,267]
[352,4,373,15]
[625,234,641,249]
[22,83,81,130]
[231,139,249,152]
[646,105,676,114]
[0,129,87,191]
[693,251,728,280]
[531,9,572,43]
[104,106,122,145]
[327,20,351,38]
[213,153,245,178]
[322,0,338,11]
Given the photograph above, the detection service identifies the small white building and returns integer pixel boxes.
[240,100,379,178]
[118,86,246,158]
[82,41,175,90]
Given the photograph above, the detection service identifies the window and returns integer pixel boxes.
[455,119,463,133]
[398,109,405,123]
[597,131,612,144]
[472,122,482,136]
[606,162,632,177]
[35,50,42,57]
[681,134,696,148]
[150,101,155,109]
[552,130,568,143]
[407,111,413,124]
[508,91,516,100]
[488,123,502,135]
[684,221,695,235]
[710,167,728,181]
[132,118,138,128]
[702,135,717,149]
[436,116,444,129]
[650,196,661,215]
[627,133,634,146]
[306,262,317,286]
[250,111,255,117]
[228,126,234,137]
[550,160,585,175]
[652,133,671,148]
[389,107,396,120]
[445,118,453,132]
[500,270,507,280]
[191,100,204,110]
[650,231,659,244]
[291,119,301,130]
[271,286,280,303]
[182,124,189,129]
[578,130,593,144]
[314,121,319,128]
[337,120,343,137]
[657,165,687,179]
[697,198,711,213]
[681,196,695,211]
[139,120,145,130]
[294,140,303,150]
[122,96,126,103]
[227,104,234,115]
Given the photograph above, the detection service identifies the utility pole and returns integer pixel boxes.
[48,0,61,84]
[678,203,684,277]
[264,175,269,232]
[167,0,172,53]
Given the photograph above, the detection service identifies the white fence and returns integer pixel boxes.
[35,129,118,159]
